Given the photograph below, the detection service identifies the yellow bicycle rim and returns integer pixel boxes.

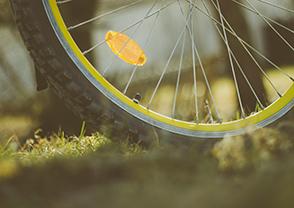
[43,0,294,138]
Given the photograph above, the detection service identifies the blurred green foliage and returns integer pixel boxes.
[0,120,294,208]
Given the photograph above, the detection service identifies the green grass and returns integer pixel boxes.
[0,120,294,208]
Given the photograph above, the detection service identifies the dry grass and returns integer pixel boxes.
[0,117,293,208]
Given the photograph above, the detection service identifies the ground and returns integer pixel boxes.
[0,118,294,208]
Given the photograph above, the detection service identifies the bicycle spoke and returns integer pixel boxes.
[210,0,283,97]
[172,31,186,118]
[66,0,144,31]
[244,0,294,51]
[147,29,186,108]
[171,2,190,118]
[231,0,294,34]
[123,66,138,94]
[185,0,293,80]
[188,0,200,122]
[181,1,222,121]
[82,0,177,55]
[214,0,246,117]
[102,0,160,76]
[230,1,294,81]
[177,0,200,121]
[148,3,194,108]
[186,0,288,96]
[57,0,72,4]
[204,99,214,123]
[123,7,162,94]
[242,41,294,81]
[255,0,294,13]
[201,0,266,110]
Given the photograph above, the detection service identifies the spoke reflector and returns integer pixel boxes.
[105,31,147,66]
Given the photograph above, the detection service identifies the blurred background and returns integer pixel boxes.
[0,0,293,141]
[0,0,83,141]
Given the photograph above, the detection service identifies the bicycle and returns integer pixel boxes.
[10,0,294,140]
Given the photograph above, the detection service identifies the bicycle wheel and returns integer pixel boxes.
[10,0,294,139]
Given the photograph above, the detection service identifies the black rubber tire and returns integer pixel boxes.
[9,0,162,143]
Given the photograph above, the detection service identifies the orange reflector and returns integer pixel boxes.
[105,31,147,66]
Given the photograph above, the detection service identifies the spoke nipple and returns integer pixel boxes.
[241,112,246,119]
[133,93,142,104]
[259,104,265,111]
[217,118,223,124]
